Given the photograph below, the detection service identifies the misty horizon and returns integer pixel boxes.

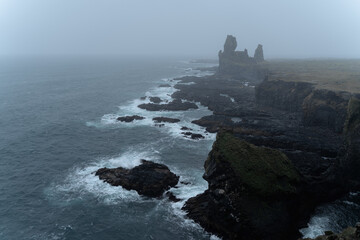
[0,0,360,58]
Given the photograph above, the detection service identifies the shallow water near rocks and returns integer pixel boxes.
[0,57,358,240]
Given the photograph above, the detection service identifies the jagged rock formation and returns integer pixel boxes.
[255,78,352,133]
[183,132,316,240]
[117,115,145,122]
[96,160,179,198]
[218,35,266,78]
[254,44,265,62]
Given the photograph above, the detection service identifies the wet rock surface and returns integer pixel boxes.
[96,160,179,198]
[138,99,198,111]
[117,115,145,122]
[149,96,162,103]
[152,117,180,123]
[173,36,360,240]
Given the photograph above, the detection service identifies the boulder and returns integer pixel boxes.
[117,115,145,122]
[96,160,179,198]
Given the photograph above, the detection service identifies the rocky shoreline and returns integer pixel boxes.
[175,36,360,239]
[97,35,360,239]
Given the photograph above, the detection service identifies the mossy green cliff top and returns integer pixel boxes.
[206,132,300,197]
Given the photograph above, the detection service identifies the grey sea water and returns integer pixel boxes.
[0,57,358,240]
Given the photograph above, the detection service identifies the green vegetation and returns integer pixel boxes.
[268,59,360,93]
[211,132,300,197]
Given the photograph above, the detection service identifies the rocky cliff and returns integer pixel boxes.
[218,35,266,79]
[255,78,351,133]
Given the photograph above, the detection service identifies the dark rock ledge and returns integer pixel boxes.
[152,117,180,123]
[96,160,179,198]
[117,115,145,122]
[138,99,198,111]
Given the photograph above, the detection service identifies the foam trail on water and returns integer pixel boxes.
[46,146,161,205]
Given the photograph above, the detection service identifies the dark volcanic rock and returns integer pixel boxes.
[217,35,267,79]
[96,160,179,198]
[183,132,347,240]
[190,133,205,140]
[165,191,181,202]
[149,97,162,104]
[256,78,314,112]
[183,132,303,240]
[138,99,198,111]
[340,97,360,187]
[117,115,145,122]
[302,89,350,133]
[181,126,193,131]
[192,115,235,133]
[152,117,180,123]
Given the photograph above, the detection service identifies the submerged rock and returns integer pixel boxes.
[138,99,198,111]
[159,84,171,88]
[152,117,180,123]
[117,115,145,122]
[96,160,179,198]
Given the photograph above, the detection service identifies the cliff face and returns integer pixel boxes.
[255,79,351,133]
[302,90,350,133]
[340,97,360,185]
[255,78,313,112]
[183,132,322,240]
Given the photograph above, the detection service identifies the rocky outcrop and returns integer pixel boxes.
[96,160,179,198]
[117,115,145,122]
[149,97,162,103]
[182,132,348,239]
[340,96,360,186]
[138,99,198,111]
[256,78,351,133]
[181,132,205,140]
[255,78,314,112]
[183,132,305,239]
[301,223,360,240]
[302,90,350,133]
[217,35,266,79]
[254,44,265,62]
[152,117,180,123]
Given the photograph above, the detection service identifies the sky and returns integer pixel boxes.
[0,0,359,58]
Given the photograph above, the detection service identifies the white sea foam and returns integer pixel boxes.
[299,216,331,238]
[343,200,360,207]
[46,147,161,205]
[220,93,235,103]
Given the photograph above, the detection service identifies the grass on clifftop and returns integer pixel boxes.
[268,59,360,93]
[213,132,300,197]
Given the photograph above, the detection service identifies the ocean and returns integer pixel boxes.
[0,57,359,240]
